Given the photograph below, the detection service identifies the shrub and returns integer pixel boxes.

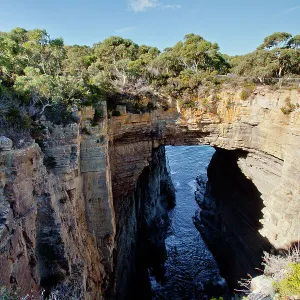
[240,89,250,100]
[0,287,17,300]
[281,97,296,115]
[43,280,84,300]
[81,127,91,135]
[146,102,155,112]
[162,104,169,111]
[91,108,103,126]
[226,99,234,109]
[112,110,121,117]
[275,262,300,299]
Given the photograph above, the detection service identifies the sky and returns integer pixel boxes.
[0,0,300,56]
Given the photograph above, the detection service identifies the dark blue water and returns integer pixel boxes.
[151,146,226,299]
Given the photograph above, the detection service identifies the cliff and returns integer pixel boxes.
[0,86,299,298]
[0,105,115,298]
[109,87,300,250]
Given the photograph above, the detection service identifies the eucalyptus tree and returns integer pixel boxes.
[233,32,300,80]
[63,45,95,77]
[257,32,300,77]
[89,36,140,91]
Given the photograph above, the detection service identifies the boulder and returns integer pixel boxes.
[0,136,13,151]
[249,275,275,299]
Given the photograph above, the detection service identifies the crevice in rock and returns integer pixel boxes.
[35,193,69,293]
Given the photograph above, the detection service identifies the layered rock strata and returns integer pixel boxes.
[0,86,299,298]
[0,104,115,299]
[109,87,300,251]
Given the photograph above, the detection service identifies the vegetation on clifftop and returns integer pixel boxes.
[0,28,299,145]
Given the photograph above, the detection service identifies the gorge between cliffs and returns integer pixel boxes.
[1,87,300,299]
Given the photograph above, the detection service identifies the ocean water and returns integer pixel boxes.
[150,145,226,300]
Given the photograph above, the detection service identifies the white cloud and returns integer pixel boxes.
[115,26,136,33]
[128,0,158,12]
[280,6,300,14]
[161,4,181,9]
[128,0,181,12]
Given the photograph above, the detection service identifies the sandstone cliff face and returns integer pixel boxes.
[109,87,300,251]
[0,105,115,299]
[108,87,300,294]
[0,86,299,298]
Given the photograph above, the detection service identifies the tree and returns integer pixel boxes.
[258,32,292,50]
[63,45,96,76]
[233,32,300,79]
[23,29,66,75]
[90,36,139,91]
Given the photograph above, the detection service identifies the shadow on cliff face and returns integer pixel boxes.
[131,148,176,299]
[194,148,274,291]
[112,146,175,300]
[35,193,69,294]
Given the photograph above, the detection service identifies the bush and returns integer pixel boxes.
[0,287,17,300]
[226,99,234,109]
[260,246,300,299]
[146,102,155,112]
[43,281,84,300]
[275,263,300,299]
[91,108,103,126]
[44,103,80,125]
[81,127,91,135]
[281,97,296,115]
[240,89,250,100]
[112,110,121,117]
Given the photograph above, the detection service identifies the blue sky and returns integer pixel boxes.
[1,0,299,55]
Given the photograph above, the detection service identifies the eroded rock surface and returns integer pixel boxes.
[0,105,114,299]
[0,87,299,298]
[109,87,300,251]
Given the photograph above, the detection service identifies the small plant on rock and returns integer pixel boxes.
[240,89,250,100]
[281,97,296,115]
[275,262,300,299]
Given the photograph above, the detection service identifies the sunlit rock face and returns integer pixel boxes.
[0,87,299,298]
[108,87,300,296]
[109,87,300,251]
[0,105,114,299]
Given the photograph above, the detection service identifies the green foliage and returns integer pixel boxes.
[258,32,292,50]
[0,286,17,300]
[281,97,296,115]
[240,89,250,100]
[275,263,300,299]
[146,102,156,112]
[232,32,300,80]
[226,99,234,109]
[1,27,300,146]
[112,110,121,116]
[93,108,103,122]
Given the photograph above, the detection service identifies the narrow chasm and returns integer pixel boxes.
[131,146,228,300]
[126,146,274,300]
[120,145,176,300]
